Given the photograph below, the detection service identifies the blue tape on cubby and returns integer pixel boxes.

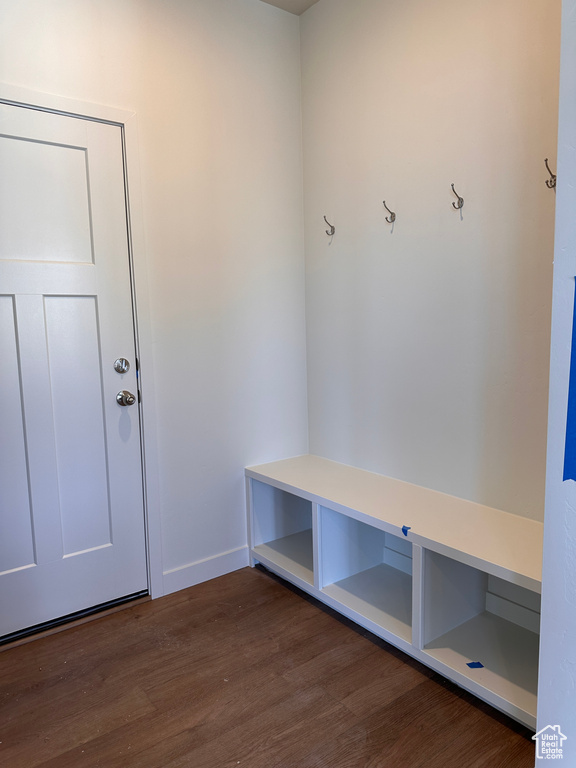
[402,525,411,537]
[564,278,576,481]
[467,661,484,669]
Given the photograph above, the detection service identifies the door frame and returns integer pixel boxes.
[0,82,164,599]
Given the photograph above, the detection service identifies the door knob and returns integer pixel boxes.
[116,390,136,407]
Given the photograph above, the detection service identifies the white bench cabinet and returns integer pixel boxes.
[246,454,542,729]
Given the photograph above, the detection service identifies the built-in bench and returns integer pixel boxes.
[245,454,543,729]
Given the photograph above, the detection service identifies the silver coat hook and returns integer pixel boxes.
[323,216,335,236]
[451,183,464,210]
[383,201,396,224]
[545,158,557,189]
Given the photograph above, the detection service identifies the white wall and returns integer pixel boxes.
[301,0,560,520]
[0,0,309,592]
[538,0,576,751]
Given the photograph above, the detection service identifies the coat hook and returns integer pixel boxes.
[323,216,335,236]
[383,201,396,224]
[545,158,557,189]
[451,183,464,210]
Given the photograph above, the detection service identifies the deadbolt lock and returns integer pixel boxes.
[116,390,136,407]
[114,358,130,374]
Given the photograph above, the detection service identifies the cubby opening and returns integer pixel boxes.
[319,507,412,642]
[250,480,314,585]
[422,550,540,720]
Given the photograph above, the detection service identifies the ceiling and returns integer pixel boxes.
[259,0,320,15]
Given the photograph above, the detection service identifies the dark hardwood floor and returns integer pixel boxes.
[0,566,535,768]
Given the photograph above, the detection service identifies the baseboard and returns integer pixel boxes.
[162,546,250,596]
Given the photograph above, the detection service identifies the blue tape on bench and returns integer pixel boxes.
[564,278,576,481]
[402,525,411,537]
[467,661,484,669]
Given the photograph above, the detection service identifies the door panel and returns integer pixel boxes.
[0,103,147,637]
[0,296,34,572]
[44,295,111,555]
[0,134,93,263]
[13,292,63,566]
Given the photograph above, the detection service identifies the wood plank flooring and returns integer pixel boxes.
[0,566,535,768]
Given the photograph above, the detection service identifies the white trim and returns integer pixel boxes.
[0,82,164,599]
[162,547,250,596]
[122,112,164,599]
[0,82,136,125]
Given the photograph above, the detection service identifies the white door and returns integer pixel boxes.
[0,103,148,638]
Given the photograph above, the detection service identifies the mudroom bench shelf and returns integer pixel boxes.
[245,454,543,729]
